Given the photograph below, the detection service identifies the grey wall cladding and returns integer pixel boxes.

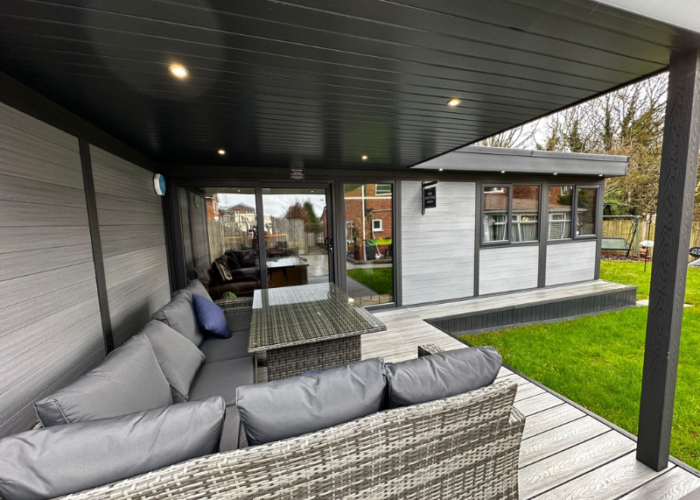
[91,146,171,347]
[401,181,476,305]
[0,103,105,437]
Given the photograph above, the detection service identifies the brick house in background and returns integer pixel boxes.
[344,184,393,261]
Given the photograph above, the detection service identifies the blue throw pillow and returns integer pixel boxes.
[192,294,232,339]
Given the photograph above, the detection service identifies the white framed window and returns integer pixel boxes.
[372,219,383,232]
[375,184,392,195]
[512,213,539,242]
[549,212,572,240]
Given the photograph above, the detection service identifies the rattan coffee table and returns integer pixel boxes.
[249,283,386,381]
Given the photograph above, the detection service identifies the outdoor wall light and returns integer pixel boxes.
[362,155,368,160]
[439,168,444,171]
[218,149,226,155]
[447,98,461,107]
[501,170,505,174]
[169,64,189,79]
[553,172,558,176]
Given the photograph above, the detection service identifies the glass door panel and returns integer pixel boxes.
[344,183,394,305]
[262,187,331,289]
[193,187,262,300]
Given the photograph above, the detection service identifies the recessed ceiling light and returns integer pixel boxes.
[553,172,558,176]
[599,174,604,177]
[501,170,505,174]
[439,168,444,171]
[169,64,189,79]
[217,149,226,155]
[447,98,461,107]
[361,155,368,160]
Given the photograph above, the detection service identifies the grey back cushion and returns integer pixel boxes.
[0,397,225,500]
[236,358,386,446]
[141,319,206,403]
[152,292,205,346]
[175,279,213,302]
[385,346,502,409]
[34,335,172,427]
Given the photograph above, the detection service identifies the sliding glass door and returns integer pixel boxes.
[343,183,394,305]
[176,184,333,298]
[262,187,331,288]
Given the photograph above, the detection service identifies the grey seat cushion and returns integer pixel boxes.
[385,346,502,409]
[236,358,386,446]
[34,335,172,427]
[0,397,225,500]
[175,279,213,302]
[190,358,255,405]
[141,319,206,402]
[200,331,249,364]
[152,292,205,347]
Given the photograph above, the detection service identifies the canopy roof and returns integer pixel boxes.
[0,0,699,169]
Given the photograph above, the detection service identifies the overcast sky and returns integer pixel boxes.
[217,193,326,218]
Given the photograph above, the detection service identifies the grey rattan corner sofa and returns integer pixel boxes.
[61,384,524,499]
[55,344,524,500]
[0,280,525,500]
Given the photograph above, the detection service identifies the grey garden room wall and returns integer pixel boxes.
[0,81,170,437]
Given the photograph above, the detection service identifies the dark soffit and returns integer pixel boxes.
[0,0,698,170]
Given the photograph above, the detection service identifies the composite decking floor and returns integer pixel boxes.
[363,308,700,500]
[406,279,633,321]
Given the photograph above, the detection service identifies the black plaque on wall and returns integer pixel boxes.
[422,181,438,214]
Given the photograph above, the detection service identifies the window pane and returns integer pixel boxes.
[548,186,573,240]
[184,187,262,300]
[344,184,394,306]
[483,186,509,243]
[577,187,598,236]
[262,187,330,289]
[512,186,539,242]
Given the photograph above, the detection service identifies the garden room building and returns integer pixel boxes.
[1,0,700,498]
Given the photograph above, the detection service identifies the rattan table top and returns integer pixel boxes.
[249,283,386,352]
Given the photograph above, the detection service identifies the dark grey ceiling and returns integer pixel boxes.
[0,0,698,169]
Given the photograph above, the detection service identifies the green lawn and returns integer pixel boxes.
[346,267,393,295]
[462,260,700,470]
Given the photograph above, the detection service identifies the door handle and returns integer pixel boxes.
[324,236,333,253]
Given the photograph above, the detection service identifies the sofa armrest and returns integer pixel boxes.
[417,343,445,357]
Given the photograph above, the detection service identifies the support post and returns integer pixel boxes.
[637,49,700,471]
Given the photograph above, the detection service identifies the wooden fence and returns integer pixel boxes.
[602,219,700,262]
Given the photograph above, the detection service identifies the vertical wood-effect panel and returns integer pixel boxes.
[545,241,597,286]
[479,245,539,295]
[401,181,475,305]
[91,145,170,347]
[0,101,104,437]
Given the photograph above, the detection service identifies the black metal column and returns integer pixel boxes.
[637,49,700,471]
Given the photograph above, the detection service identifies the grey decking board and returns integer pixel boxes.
[520,431,636,499]
[618,467,700,499]
[519,417,612,468]
[535,452,671,500]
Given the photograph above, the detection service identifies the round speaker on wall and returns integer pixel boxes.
[153,173,166,196]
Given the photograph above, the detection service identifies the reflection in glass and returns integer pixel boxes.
[344,184,393,306]
[483,186,509,243]
[577,187,598,236]
[512,185,539,242]
[178,187,262,300]
[262,187,329,289]
[548,185,573,240]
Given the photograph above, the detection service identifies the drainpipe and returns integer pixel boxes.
[362,185,366,261]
